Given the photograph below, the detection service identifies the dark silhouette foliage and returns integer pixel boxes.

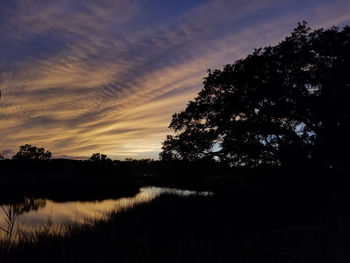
[161,22,350,168]
[0,153,4,160]
[12,144,52,161]
[88,153,112,162]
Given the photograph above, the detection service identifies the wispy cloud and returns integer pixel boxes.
[0,0,349,159]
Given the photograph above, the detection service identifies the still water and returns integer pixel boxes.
[0,187,212,241]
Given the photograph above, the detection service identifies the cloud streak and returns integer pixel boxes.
[0,0,349,159]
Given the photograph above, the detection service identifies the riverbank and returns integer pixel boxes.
[0,160,349,262]
[0,159,342,203]
[0,159,139,204]
[1,179,349,263]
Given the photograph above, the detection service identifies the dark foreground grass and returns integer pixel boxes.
[1,175,350,263]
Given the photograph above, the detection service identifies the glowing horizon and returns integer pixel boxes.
[0,0,349,159]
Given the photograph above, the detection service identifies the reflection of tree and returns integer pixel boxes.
[0,198,46,247]
[10,198,46,214]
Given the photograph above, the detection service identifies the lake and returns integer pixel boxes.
[0,186,212,242]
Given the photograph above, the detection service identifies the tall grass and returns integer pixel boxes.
[1,167,349,263]
[0,188,345,263]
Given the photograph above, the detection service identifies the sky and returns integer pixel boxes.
[0,0,349,160]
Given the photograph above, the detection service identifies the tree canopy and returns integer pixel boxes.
[88,153,112,162]
[12,144,52,161]
[160,22,350,168]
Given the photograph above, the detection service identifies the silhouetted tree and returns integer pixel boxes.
[89,153,112,162]
[0,153,4,160]
[161,22,350,168]
[12,144,52,161]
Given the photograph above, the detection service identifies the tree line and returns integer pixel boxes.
[0,144,112,163]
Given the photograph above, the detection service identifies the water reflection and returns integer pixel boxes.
[0,187,212,241]
[0,198,46,242]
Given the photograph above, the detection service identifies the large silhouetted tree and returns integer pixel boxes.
[12,144,52,161]
[160,22,350,168]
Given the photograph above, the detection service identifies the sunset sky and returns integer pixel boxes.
[0,0,349,159]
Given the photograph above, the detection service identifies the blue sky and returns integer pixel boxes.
[0,0,349,159]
